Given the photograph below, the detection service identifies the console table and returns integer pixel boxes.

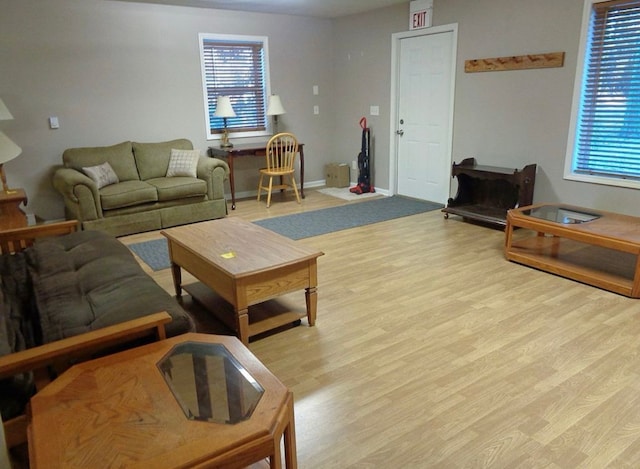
[505,203,640,298]
[209,142,305,210]
[442,158,536,228]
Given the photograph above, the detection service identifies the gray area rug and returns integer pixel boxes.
[129,196,442,271]
[254,195,442,239]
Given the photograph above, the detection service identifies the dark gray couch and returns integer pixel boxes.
[0,229,194,421]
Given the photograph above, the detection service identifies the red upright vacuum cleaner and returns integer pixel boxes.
[350,117,375,194]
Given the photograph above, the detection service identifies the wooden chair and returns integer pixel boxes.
[257,132,301,208]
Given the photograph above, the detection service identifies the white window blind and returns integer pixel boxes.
[573,0,640,180]
[200,34,269,139]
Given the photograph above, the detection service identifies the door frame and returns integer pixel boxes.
[388,23,458,199]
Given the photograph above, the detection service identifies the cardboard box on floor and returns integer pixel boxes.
[326,163,350,188]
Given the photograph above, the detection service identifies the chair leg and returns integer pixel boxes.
[257,174,263,202]
[290,176,301,204]
[267,177,273,208]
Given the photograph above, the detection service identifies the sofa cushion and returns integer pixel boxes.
[63,141,140,182]
[100,180,158,211]
[82,161,119,189]
[147,177,207,202]
[166,149,200,178]
[133,139,193,181]
[25,230,195,343]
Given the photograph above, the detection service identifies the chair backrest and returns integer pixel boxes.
[265,133,298,172]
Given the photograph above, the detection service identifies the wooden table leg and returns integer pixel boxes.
[299,145,305,199]
[236,308,250,345]
[283,393,297,469]
[305,286,317,326]
[171,262,183,298]
[228,154,237,210]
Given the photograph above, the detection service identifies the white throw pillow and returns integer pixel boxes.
[82,161,119,189]
[166,149,200,177]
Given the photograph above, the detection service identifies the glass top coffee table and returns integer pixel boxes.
[28,333,297,468]
[505,203,640,297]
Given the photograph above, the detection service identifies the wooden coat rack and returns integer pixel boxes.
[465,52,564,73]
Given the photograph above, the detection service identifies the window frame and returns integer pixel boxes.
[198,33,273,142]
[564,0,640,189]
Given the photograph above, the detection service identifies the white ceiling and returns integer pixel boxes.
[112,0,409,18]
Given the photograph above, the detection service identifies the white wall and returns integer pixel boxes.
[333,0,640,215]
[331,4,409,192]
[3,0,640,220]
[0,0,334,219]
[433,0,640,214]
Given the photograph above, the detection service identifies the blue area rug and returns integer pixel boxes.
[129,239,172,271]
[254,196,442,239]
[129,196,442,271]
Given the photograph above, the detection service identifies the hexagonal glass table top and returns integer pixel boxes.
[157,341,264,424]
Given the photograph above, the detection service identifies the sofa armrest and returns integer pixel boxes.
[197,157,229,201]
[0,311,171,385]
[52,167,103,222]
[0,311,171,448]
[0,220,79,254]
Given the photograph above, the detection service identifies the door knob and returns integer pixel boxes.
[396,129,404,136]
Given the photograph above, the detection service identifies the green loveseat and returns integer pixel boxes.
[53,138,229,237]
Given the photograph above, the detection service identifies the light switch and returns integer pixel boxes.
[49,116,60,129]
[313,105,319,115]
[313,85,319,95]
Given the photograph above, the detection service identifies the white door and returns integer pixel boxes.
[394,27,456,203]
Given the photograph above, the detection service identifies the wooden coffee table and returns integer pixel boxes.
[505,203,640,297]
[162,218,323,344]
[28,333,297,468]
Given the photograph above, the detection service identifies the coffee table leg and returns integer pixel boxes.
[171,263,183,298]
[305,287,317,326]
[236,308,250,345]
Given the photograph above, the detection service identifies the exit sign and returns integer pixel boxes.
[410,0,433,30]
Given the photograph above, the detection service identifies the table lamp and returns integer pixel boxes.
[266,95,286,134]
[214,96,236,148]
[0,99,22,194]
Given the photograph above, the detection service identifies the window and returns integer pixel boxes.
[199,33,271,141]
[565,0,640,188]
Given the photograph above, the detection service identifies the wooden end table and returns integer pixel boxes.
[162,218,324,345]
[0,188,28,229]
[505,203,640,297]
[28,333,297,468]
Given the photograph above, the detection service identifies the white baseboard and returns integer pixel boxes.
[227,179,389,200]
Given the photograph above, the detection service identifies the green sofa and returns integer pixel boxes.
[53,139,229,237]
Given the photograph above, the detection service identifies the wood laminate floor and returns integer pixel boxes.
[120,190,640,468]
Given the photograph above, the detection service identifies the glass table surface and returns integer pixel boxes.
[157,341,264,424]
[525,205,601,224]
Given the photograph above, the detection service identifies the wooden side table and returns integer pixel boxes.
[28,333,297,468]
[0,188,28,229]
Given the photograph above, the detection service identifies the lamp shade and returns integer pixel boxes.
[0,99,14,121]
[0,131,21,164]
[266,95,286,116]
[213,96,236,118]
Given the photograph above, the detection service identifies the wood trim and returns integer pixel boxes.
[0,219,79,254]
[465,52,565,72]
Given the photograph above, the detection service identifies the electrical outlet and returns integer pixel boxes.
[313,105,319,115]
[352,160,357,170]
